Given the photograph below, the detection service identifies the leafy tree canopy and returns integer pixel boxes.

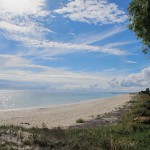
[128,0,150,54]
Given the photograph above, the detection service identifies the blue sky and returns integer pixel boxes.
[0,0,150,91]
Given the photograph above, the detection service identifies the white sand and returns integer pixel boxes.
[0,94,131,128]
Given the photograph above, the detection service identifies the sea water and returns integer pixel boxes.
[0,90,127,110]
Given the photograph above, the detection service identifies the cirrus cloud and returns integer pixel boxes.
[0,0,127,56]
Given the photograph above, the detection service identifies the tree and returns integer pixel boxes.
[128,0,150,54]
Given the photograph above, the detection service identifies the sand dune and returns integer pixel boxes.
[0,94,131,128]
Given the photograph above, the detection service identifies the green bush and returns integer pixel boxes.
[76,118,85,123]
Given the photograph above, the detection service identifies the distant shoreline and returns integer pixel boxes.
[0,94,131,128]
[0,90,129,111]
[0,93,127,112]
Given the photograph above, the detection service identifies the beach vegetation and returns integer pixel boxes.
[95,114,102,119]
[76,118,85,123]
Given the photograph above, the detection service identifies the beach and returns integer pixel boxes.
[0,94,131,128]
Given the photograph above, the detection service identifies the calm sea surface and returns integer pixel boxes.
[0,90,127,110]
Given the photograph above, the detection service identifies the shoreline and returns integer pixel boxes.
[0,94,131,128]
[0,93,125,112]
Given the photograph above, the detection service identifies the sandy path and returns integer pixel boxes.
[0,94,131,128]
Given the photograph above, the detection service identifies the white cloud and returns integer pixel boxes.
[104,42,135,48]
[0,21,51,39]
[14,36,127,56]
[0,0,52,41]
[0,54,30,67]
[71,26,126,45]
[0,54,110,90]
[0,69,109,90]
[0,0,127,56]
[55,0,127,25]
[109,67,150,88]
[0,54,51,70]
[126,61,138,64]
[0,54,149,91]
[0,0,48,16]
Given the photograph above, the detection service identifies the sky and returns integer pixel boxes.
[0,0,150,92]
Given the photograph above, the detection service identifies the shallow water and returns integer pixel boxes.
[0,90,127,110]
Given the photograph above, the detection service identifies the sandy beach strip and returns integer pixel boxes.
[0,94,131,128]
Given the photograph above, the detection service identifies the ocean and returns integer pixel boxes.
[0,90,127,110]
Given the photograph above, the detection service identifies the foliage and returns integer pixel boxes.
[128,0,150,54]
[76,118,85,123]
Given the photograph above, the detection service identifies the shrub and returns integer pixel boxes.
[23,140,31,146]
[76,118,85,123]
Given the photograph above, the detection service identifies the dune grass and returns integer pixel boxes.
[0,94,150,149]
